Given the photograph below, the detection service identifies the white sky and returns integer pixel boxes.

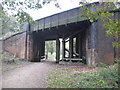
[8,0,119,20]
[27,0,99,20]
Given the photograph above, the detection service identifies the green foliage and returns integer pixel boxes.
[112,41,119,48]
[15,11,34,25]
[0,0,59,25]
[48,64,118,88]
[1,15,20,33]
[114,59,120,64]
[0,5,21,39]
[47,52,56,59]
[80,2,120,48]
[1,1,42,11]
[45,41,56,55]
[0,51,20,62]
[64,68,71,72]
[48,68,72,88]
[98,62,108,68]
[0,5,5,18]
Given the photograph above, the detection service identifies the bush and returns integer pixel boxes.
[98,62,108,68]
[0,51,20,63]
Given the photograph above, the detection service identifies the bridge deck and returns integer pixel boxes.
[27,2,99,32]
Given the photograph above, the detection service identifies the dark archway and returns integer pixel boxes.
[31,20,91,64]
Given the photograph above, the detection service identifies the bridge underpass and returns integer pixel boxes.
[4,2,118,66]
[30,20,91,63]
[22,2,100,64]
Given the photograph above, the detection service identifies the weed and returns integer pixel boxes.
[98,62,108,68]
[48,64,118,88]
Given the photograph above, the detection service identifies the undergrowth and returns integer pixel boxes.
[48,64,119,88]
[0,51,26,72]
[0,51,20,63]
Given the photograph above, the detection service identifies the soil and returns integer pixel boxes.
[2,60,58,88]
[1,60,96,88]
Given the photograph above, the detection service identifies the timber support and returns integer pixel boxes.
[62,39,65,58]
[69,37,73,58]
[56,38,60,63]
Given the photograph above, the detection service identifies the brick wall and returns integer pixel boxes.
[97,19,114,65]
[3,32,27,60]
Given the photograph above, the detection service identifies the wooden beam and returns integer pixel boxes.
[62,39,65,58]
[65,48,79,57]
[77,34,82,58]
[62,58,82,61]
[65,39,69,43]
[25,32,28,59]
[38,42,41,62]
[76,36,79,54]
[41,41,45,56]
[56,38,60,63]
[69,37,73,58]
[64,30,81,40]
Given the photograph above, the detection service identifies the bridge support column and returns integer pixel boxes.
[79,34,82,58]
[62,39,65,58]
[38,42,41,62]
[39,41,45,61]
[56,38,60,63]
[76,34,82,58]
[41,41,45,57]
[69,37,73,58]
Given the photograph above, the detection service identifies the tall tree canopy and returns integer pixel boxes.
[0,0,60,38]
[0,0,60,24]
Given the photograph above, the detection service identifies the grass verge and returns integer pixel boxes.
[0,51,30,72]
[48,64,119,88]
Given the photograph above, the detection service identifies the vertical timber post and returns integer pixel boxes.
[76,34,82,58]
[42,41,45,57]
[79,34,82,58]
[38,40,45,62]
[76,36,79,57]
[25,31,28,59]
[69,37,73,58]
[38,42,42,62]
[56,38,60,63]
[62,39,65,58]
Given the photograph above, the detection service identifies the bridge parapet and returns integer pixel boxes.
[29,2,99,31]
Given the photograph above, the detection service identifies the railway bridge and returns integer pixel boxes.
[3,2,120,66]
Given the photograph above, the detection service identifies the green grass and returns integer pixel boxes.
[48,68,72,88]
[2,64,19,72]
[0,51,29,72]
[48,64,119,88]
[48,56,55,60]
[47,52,56,60]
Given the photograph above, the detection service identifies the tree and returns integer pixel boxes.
[0,0,59,24]
[45,41,56,55]
[80,2,120,60]
[0,7,21,39]
[0,0,60,39]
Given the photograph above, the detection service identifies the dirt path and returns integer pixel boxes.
[2,60,58,88]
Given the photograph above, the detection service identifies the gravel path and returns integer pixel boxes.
[2,60,58,88]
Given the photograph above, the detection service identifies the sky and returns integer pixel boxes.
[3,0,119,20]
[27,0,99,20]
